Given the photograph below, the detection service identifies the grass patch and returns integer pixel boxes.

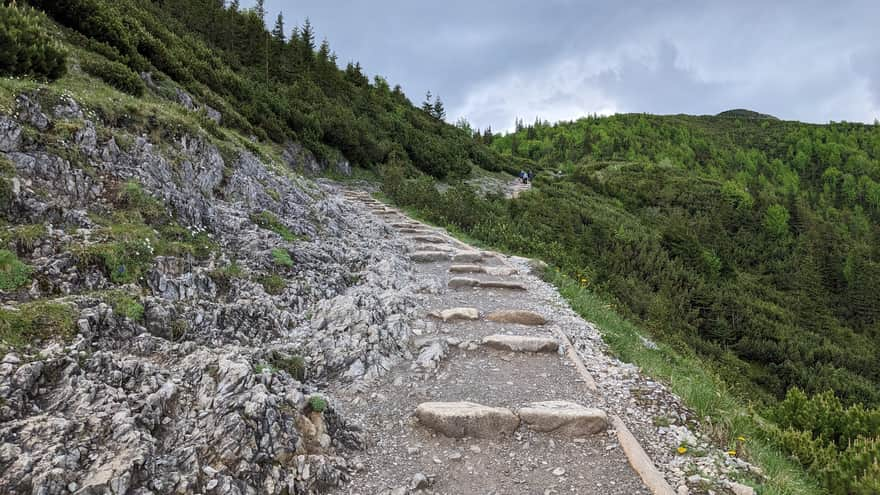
[1,223,47,255]
[258,274,286,295]
[209,261,244,294]
[0,249,31,290]
[270,352,306,381]
[271,248,293,268]
[0,299,76,349]
[251,210,300,242]
[103,290,144,321]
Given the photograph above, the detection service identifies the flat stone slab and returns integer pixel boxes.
[518,401,608,436]
[409,235,446,244]
[415,243,454,253]
[415,402,519,438]
[448,277,480,288]
[478,280,526,290]
[399,228,434,234]
[486,310,547,326]
[482,335,558,353]
[411,251,451,262]
[486,266,518,276]
[451,252,483,263]
[429,307,480,322]
[391,223,421,228]
[449,264,487,274]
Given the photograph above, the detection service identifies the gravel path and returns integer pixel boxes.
[329,191,652,495]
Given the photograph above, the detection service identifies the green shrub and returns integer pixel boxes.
[0,5,66,80]
[258,274,285,295]
[271,248,293,268]
[116,180,165,223]
[306,395,327,413]
[0,300,75,348]
[0,249,30,290]
[209,261,244,293]
[769,389,880,494]
[81,57,145,96]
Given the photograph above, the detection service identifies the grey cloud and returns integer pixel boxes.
[247,1,880,129]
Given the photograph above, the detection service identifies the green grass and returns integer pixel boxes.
[103,290,144,321]
[0,299,76,350]
[251,210,301,242]
[258,274,286,295]
[271,248,293,268]
[0,249,31,290]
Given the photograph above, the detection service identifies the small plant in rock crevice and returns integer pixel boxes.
[306,395,327,413]
[0,249,30,290]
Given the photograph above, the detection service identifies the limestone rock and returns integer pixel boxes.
[428,307,479,322]
[486,310,547,326]
[449,264,486,274]
[518,401,608,436]
[451,252,483,263]
[415,402,519,438]
[411,251,450,262]
[448,277,480,288]
[482,335,558,353]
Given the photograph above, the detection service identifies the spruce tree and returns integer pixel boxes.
[254,0,265,20]
[301,18,315,51]
[271,13,285,42]
[432,96,446,120]
[229,0,240,12]
[421,91,433,114]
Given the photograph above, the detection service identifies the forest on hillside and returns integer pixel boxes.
[21,0,520,178]
[387,113,880,492]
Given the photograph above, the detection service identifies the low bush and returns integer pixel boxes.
[0,5,66,80]
[81,57,145,96]
[104,290,144,321]
[769,389,880,494]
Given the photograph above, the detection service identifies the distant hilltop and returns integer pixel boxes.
[716,108,779,119]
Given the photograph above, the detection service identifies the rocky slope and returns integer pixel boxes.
[0,90,422,494]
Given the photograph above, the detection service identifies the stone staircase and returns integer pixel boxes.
[332,190,675,495]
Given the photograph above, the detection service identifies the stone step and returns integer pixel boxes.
[415,402,520,438]
[486,310,547,326]
[411,251,451,262]
[391,223,421,229]
[448,277,526,290]
[449,264,486,274]
[428,307,480,322]
[414,243,454,253]
[482,335,558,353]
[399,228,434,235]
[409,235,446,244]
[451,252,483,263]
[518,401,608,436]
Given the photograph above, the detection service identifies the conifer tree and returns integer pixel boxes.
[432,96,446,120]
[229,0,240,12]
[301,18,315,51]
[271,13,285,42]
[421,91,433,114]
[254,0,265,20]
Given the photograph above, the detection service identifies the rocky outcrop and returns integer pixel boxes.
[0,93,418,494]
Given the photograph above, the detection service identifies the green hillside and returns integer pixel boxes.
[3,0,880,492]
[388,113,880,493]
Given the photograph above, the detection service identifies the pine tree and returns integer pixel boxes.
[317,38,330,62]
[301,18,315,51]
[421,91,433,114]
[228,0,240,12]
[432,96,446,120]
[254,0,265,20]
[271,13,285,42]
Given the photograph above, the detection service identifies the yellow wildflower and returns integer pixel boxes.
[677,446,687,454]
[737,436,746,442]
[727,449,737,456]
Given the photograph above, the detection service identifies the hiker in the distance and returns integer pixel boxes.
[519,170,527,184]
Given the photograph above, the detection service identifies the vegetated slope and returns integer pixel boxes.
[24,0,517,179]
[383,112,880,493]
[0,2,489,493]
[717,109,778,119]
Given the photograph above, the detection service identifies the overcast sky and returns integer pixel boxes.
[244,1,880,131]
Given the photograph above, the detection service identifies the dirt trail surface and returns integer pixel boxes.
[331,190,658,495]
